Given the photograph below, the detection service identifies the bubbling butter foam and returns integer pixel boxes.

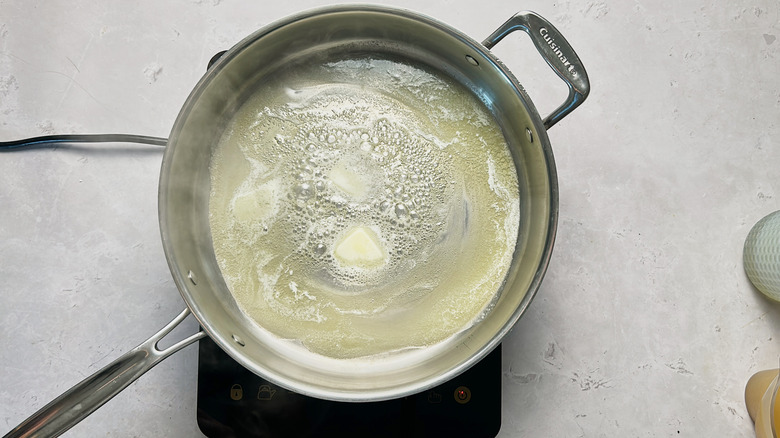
[208,57,520,359]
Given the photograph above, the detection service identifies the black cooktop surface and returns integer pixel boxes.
[196,335,501,438]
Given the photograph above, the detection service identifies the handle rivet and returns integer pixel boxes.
[465,55,479,66]
[188,270,198,285]
[526,128,534,143]
[232,334,246,347]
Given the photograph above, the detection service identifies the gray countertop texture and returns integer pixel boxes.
[1,1,779,436]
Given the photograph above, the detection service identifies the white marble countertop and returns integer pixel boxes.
[1,0,778,436]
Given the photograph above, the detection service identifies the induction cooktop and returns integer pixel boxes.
[196,335,501,438]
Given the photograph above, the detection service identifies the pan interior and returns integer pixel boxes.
[160,6,554,401]
[208,53,520,360]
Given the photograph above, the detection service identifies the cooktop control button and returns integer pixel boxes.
[230,384,243,401]
[257,384,277,401]
[454,386,471,404]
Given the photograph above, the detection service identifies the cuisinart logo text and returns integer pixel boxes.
[539,27,579,78]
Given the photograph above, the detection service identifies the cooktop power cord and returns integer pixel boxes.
[0,134,167,149]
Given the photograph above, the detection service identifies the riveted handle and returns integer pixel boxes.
[483,11,590,129]
[4,309,206,438]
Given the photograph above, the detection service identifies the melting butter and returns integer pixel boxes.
[208,57,520,359]
[334,226,387,268]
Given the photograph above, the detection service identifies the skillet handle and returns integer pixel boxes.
[4,308,206,438]
[483,11,590,130]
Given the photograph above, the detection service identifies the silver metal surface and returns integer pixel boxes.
[482,11,590,129]
[160,4,586,400]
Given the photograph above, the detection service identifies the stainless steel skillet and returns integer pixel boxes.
[6,5,588,437]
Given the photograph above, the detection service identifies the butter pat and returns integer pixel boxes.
[334,226,386,268]
[329,163,368,199]
[231,183,277,224]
